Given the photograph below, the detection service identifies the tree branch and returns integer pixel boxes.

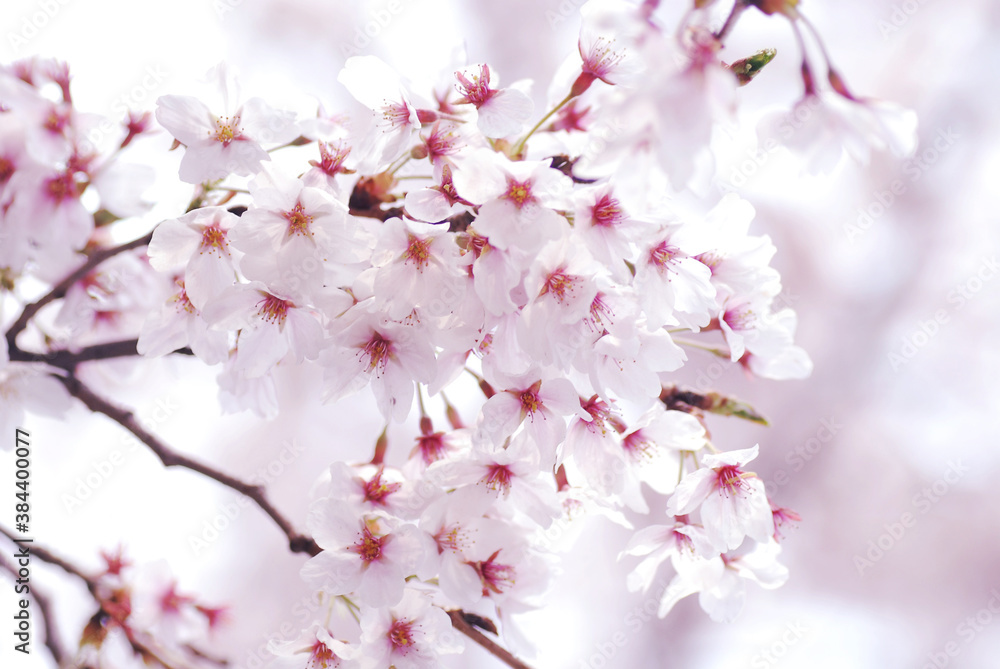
[38,376,535,668]
[8,338,194,370]
[447,610,535,669]
[5,232,153,350]
[0,550,68,666]
[58,374,321,557]
[0,523,97,592]
[0,525,215,669]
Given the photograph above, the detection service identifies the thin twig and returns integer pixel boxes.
[0,526,215,669]
[58,375,321,557]
[0,523,97,592]
[19,372,533,667]
[4,232,154,350]
[130,632,192,669]
[447,610,535,669]
[0,551,68,666]
[186,645,230,666]
[714,0,747,43]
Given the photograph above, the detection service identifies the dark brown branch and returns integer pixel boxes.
[5,232,154,350]
[0,523,97,592]
[10,382,533,668]
[447,610,535,669]
[30,582,67,667]
[8,339,194,370]
[0,526,217,669]
[58,375,321,557]
[348,205,406,222]
[0,550,68,665]
[24,372,533,667]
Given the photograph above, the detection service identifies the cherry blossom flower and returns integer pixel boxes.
[454,150,572,254]
[667,444,774,552]
[415,121,469,180]
[5,164,91,254]
[404,163,473,223]
[621,520,717,593]
[0,115,36,206]
[155,63,298,184]
[231,167,370,297]
[321,308,437,422]
[129,561,216,645]
[587,326,686,406]
[0,341,71,448]
[88,158,156,220]
[268,623,360,669]
[406,425,469,474]
[653,539,789,622]
[475,314,534,383]
[771,505,802,541]
[718,295,812,380]
[432,432,561,527]
[572,0,645,94]
[462,230,528,316]
[572,183,639,280]
[146,206,240,310]
[358,588,463,669]
[758,91,918,174]
[571,404,705,512]
[202,282,324,378]
[417,487,504,606]
[0,5,844,654]
[299,106,361,193]
[597,25,736,187]
[473,372,584,455]
[16,95,79,164]
[465,535,550,614]
[633,222,717,330]
[517,238,601,367]
[454,64,533,138]
[370,218,467,320]
[622,406,708,495]
[338,56,432,171]
[314,462,413,519]
[697,541,789,622]
[137,277,230,365]
[692,194,781,299]
[561,395,627,496]
[742,307,813,380]
[301,508,428,607]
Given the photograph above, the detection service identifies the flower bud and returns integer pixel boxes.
[729,48,777,86]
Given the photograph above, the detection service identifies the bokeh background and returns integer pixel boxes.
[1,0,998,667]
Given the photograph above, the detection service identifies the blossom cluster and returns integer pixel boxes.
[0,0,917,667]
[75,547,227,668]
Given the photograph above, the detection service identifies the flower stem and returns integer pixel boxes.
[4,232,153,351]
[512,91,577,157]
[714,0,748,43]
[673,338,732,358]
[387,155,411,176]
[337,595,361,623]
[447,610,535,669]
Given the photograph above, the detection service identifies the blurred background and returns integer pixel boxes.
[1,0,998,667]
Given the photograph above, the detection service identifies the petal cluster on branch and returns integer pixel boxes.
[0,1,917,666]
